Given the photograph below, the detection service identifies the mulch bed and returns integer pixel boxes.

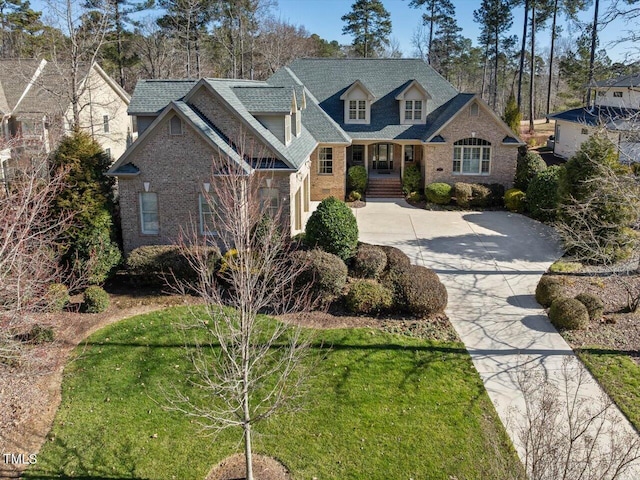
[206,454,291,480]
[542,272,640,363]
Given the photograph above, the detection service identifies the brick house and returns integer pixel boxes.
[108,59,523,254]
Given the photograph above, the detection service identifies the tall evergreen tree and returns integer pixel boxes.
[0,0,43,58]
[408,0,455,65]
[473,0,512,109]
[341,0,392,58]
[430,15,463,80]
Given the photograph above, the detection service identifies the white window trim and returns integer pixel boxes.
[318,147,333,175]
[139,192,159,235]
[199,194,217,236]
[344,99,370,124]
[259,187,280,217]
[452,145,491,176]
[402,100,424,124]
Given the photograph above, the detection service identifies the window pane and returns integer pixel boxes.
[453,159,461,172]
[140,193,159,234]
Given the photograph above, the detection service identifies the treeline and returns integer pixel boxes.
[1,0,639,126]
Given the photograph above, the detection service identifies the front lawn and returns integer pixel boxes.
[26,306,524,480]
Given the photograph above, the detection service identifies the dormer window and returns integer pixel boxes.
[349,100,367,121]
[405,100,423,121]
[340,80,374,125]
[395,80,430,125]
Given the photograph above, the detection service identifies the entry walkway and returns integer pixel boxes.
[353,199,640,477]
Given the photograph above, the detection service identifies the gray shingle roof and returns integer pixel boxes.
[422,93,475,141]
[548,106,640,131]
[268,67,351,144]
[129,79,197,114]
[286,58,459,140]
[232,85,294,113]
[593,74,640,88]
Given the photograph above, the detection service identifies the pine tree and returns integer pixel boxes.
[408,0,455,65]
[503,92,522,135]
[341,0,392,58]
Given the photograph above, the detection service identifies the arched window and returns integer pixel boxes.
[453,138,491,175]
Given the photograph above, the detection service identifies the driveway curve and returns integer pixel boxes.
[353,199,640,476]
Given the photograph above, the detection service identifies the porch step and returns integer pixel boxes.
[367,176,404,198]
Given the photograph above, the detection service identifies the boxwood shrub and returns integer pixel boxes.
[549,297,589,330]
[305,197,358,261]
[395,265,448,316]
[454,182,473,208]
[514,150,547,191]
[526,165,563,221]
[575,292,604,322]
[380,245,411,272]
[352,244,387,279]
[347,166,368,194]
[127,245,221,285]
[47,283,70,312]
[292,248,348,304]
[345,279,393,314]
[425,182,452,205]
[535,275,565,308]
[83,286,110,313]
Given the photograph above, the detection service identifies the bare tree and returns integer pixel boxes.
[0,142,71,363]
[165,141,314,480]
[514,356,640,479]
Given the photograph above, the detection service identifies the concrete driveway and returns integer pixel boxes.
[353,199,640,476]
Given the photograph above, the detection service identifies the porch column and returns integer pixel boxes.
[364,144,369,173]
[400,144,405,180]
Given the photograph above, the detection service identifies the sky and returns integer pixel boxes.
[275,0,638,62]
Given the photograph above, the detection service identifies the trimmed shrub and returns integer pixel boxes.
[535,275,565,308]
[425,182,452,205]
[345,279,393,314]
[292,249,348,303]
[348,190,362,202]
[484,183,505,207]
[575,292,604,322]
[352,244,387,279]
[305,197,359,261]
[47,283,70,312]
[632,162,640,176]
[83,286,110,313]
[454,182,473,208]
[526,165,563,221]
[402,164,422,195]
[347,166,368,194]
[127,245,221,285]
[504,188,526,213]
[380,245,411,272]
[514,150,547,191]
[549,297,589,330]
[469,183,492,208]
[395,265,448,316]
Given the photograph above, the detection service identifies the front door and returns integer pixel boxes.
[373,144,393,170]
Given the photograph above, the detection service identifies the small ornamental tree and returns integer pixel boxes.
[51,131,121,284]
[514,150,547,191]
[305,196,359,261]
[503,92,522,135]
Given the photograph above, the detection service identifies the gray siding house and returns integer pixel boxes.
[108,59,523,254]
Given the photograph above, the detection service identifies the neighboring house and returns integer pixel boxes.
[0,59,133,180]
[108,59,523,254]
[548,74,640,162]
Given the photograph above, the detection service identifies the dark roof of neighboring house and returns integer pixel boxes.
[548,106,640,131]
[593,74,640,88]
[128,79,197,114]
[285,58,459,140]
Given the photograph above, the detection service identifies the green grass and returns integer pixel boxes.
[26,307,524,480]
[577,348,640,430]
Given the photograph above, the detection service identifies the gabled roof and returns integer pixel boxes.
[423,94,525,145]
[286,59,459,140]
[128,79,197,114]
[548,106,640,131]
[593,74,640,89]
[395,79,431,100]
[339,79,375,101]
[108,100,252,176]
